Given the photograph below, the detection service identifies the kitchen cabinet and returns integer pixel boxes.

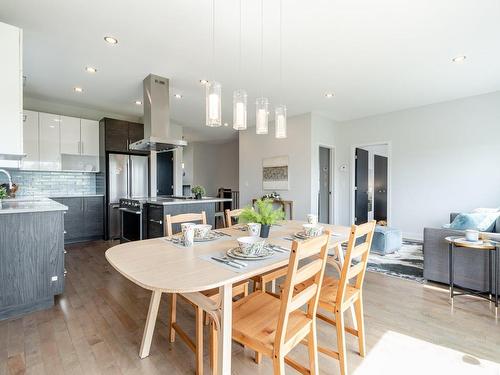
[0,22,23,168]
[102,118,145,153]
[39,112,61,170]
[60,115,81,155]
[52,196,104,243]
[22,110,39,170]
[80,119,99,156]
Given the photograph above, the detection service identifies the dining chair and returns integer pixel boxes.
[230,231,331,374]
[224,208,243,228]
[298,220,376,375]
[165,211,248,375]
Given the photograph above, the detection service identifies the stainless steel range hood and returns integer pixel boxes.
[129,74,187,152]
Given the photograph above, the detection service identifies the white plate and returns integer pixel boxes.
[293,231,310,239]
[194,231,221,242]
[454,238,484,246]
[226,247,275,260]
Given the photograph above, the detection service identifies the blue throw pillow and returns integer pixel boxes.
[449,212,500,232]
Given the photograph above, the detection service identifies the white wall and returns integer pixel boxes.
[239,113,312,219]
[333,91,500,239]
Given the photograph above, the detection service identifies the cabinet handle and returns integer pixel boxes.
[81,141,84,155]
[149,219,163,225]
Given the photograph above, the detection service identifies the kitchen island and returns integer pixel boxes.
[0,198,67,320]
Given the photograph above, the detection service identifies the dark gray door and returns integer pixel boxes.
[157,151,174,196]
[355,148,369,225]
[374,155,388,222]
[318,147,331,223]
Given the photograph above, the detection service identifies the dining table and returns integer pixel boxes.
[105,220,351,375]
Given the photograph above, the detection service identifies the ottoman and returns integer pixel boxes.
[371,226,402,255]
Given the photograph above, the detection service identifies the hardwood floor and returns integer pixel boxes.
[1,240,499,374]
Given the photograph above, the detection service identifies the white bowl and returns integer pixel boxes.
[302,224,324,237]
[193,224,212,239]
[237,236,266,256]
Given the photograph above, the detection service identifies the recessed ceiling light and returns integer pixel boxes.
[452,55,466,63]
[174,94,183,99]
[199,79,209,85]
[325,92,334,98]
[85,66,97,73]
[104,36,118,45]
[74,87,83,93]
[135,100,142,105]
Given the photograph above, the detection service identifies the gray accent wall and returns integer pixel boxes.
[4,170,104,197]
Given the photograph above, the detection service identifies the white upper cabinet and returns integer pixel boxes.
[0,22,23,167]
[22,110,39,170]
[39,112,61,170]
[80,119,100,156]
[60,115,81,155]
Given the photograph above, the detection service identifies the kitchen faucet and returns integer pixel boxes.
[0,169,13,189]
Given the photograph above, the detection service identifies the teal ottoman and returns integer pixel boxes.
[371,226,402,255]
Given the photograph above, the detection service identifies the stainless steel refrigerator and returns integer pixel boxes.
[108,154,149,239]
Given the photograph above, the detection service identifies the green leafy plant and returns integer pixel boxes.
[191,185,206,197]
[239,198,285,225]
[0,186,7,200]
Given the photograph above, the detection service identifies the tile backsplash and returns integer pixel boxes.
[3,170,104,197]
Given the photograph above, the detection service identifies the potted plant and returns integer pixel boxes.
[0,186,7,209]
[191,185,206,200]
[239,198,285,238]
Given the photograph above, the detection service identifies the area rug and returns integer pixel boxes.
[366,240,424,282]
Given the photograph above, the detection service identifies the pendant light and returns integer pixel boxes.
[256,0,269,134]
[206,0,222,127]
[275,0,287,138]
[233,0,247,130]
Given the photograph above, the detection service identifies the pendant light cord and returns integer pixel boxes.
[260,0,264,97]
[279,0,283,104]
[239,0,242,75]
[212,0,216,77]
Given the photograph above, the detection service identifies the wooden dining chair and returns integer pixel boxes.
[304,220,376,375]
[165,211,248,375]
[230,231,331,374]
[224,208,243,228]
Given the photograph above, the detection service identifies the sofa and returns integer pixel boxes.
[423,213,500,293]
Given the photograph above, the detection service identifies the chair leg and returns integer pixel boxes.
[273,355,285,375]
[254,351,262,364]
[354,298,366,357]
[307,322,319,375]
[335,310,348,375]
[210,320,218,375]
[195,307,204,375]
[169,293,177,342]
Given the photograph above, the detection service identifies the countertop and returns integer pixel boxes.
[0,197,68,214]
[146,197,232,205]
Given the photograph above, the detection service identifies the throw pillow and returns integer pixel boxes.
[449,212,500,232]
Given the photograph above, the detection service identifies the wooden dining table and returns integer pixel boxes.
[105,220,351,375]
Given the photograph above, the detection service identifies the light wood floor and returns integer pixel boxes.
[1,240,499,374]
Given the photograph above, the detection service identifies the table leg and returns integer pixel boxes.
[139,290,162,359]
[217,283,233,375]
[495,247,498,317]
[449,243,454,304]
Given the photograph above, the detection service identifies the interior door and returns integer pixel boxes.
[355,148,369,225]
[374,155,388,222]
[318,147,330,224]
[157,151,174,196]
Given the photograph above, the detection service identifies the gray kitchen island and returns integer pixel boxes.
[0,198,67,320]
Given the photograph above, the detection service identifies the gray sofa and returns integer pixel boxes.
[423,213,500,293]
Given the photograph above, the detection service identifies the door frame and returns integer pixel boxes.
[317,144,336,224]
[349,141,392,226]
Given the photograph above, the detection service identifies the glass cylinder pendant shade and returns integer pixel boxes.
[275,105,287,139]
[233,89,247,130]
[206,81,222,127]
[255,97,269,134]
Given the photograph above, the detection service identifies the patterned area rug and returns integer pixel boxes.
[366,240,424,282]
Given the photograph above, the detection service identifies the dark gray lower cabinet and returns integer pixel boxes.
[0,211,65,320]
[52,196,104,244]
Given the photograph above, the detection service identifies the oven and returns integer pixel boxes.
[119,198,145,242]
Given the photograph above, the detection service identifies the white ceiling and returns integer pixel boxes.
[1,0,500,142]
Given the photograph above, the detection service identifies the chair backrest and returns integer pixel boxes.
[164,211,207,236]
[224,208,243,228]
[275,231,330,353]
[336,220,376,306]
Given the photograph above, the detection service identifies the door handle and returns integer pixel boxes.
[149,219,163,225]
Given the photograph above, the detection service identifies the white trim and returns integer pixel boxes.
[350,141,392,225]
[317,144,336,225]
